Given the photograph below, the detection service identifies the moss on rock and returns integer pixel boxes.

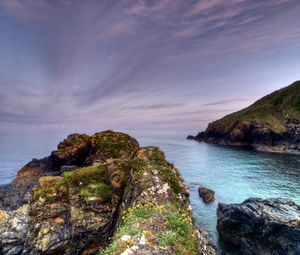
[90,130,139,161]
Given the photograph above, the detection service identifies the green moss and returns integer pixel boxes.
[131,158,147,180]
[166,213,190,237]
[93,130,137,159]
[124,204,155,220]
[34,164,110,204]
[157,230,177,247]
[99,242,127,255]
[80,183,112,201]
[34,184,57,203]
[61,165,106,187]
[148,148,182,194]
[100,202,198,255]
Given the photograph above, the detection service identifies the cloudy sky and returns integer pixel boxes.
[0,0,300,135]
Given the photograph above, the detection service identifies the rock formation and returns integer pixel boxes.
[188,81,300,153]
[0,130,217,255]
[217,198,300,255]
[198,187,215,203]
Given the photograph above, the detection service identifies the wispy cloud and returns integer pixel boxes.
[0,0,299,133]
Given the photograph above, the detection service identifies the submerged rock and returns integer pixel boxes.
[0,131,217,255]
[217,198,300,255]
[198,187,215,203]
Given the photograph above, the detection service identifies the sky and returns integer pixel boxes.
[0,0,300,136]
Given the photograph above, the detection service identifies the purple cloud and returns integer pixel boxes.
[0,0,299,134]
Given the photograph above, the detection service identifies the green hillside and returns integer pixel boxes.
[209,81,300,134]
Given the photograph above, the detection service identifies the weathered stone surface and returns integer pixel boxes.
[0,184,33,211]
[11,157,54,186]
[51,134,91,167]
[0,131,217,255]
[86,130,139,164]
[101,147,217,255]
[0,205,29,255]
[217,198,300,255]
[198,187,215,203]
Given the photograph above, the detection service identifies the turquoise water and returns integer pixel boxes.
[1,133,300,251]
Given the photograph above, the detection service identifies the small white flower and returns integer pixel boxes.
[120,235,132,241]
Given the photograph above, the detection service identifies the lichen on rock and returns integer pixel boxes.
[0,131,216,255]
[100,146,216,255]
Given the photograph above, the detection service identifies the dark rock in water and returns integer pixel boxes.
[198,186,215,203]
[0,130,217,255]
[217,198,300,255]
[186,135,195,140]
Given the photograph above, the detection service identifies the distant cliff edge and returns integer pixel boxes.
[188,80,300,153]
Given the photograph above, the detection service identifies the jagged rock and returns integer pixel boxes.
[198,187,215,203]
[101,147,217,255]
[86,130,139,164]
[0,205,29,255]
[0,184,33,211]
[11,157,54,186]
[0,131,217,255]
[51,134,91,167]
[217,198,300,255]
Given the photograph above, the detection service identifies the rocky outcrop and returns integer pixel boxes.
[0,131,139,211]
[51,134,91,167]
[188,119,300,153]
[198,187,215,203]
[217,198,300,255]
[188,81,300,153]
[100,146,217,255]
[0,131,217,255]
[0,205,29,255]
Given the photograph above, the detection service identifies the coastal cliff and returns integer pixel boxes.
[0,130,216,255]
[188,81,300,152]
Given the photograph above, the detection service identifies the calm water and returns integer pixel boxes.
[1,132,300,251]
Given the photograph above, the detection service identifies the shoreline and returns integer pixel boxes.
[187,136,300,154]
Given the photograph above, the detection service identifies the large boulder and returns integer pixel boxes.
[217,198,300,255]
[198,186,215,203]
[51,134,91,168]
[25,161,130,254]
[87,130,139,164]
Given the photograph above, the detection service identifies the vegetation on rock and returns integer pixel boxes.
[100,146,216,255]
[190,81,300,151]
[0,131,216,255]
[214,80,300,133]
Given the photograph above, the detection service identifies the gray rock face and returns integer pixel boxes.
[0,184,34,211]
[217,198,300,255]
[0,205,29,255]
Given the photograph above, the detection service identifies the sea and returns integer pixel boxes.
[1,132,299,253]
